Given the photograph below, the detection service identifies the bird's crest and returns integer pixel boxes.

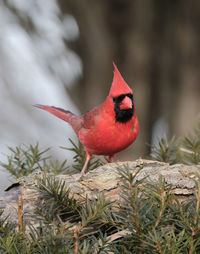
[109,62,133,97]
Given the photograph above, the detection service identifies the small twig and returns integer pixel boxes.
[18,196,23,233]
[194,183,200,225]
[107,229,131,243]
[153,191,166,230]
[180,147,195,154]
[73,226,79,254]
[156,240,163,254]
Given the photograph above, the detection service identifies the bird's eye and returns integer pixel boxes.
[113,95,125,103]
[113,94,133,104]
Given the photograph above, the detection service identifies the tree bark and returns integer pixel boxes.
[1,159,199,225]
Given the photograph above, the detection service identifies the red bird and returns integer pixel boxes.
[35,63,139,175]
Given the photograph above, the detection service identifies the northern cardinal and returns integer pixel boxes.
[35,63,139,175]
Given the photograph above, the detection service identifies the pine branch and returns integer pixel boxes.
[151,136,181,164]
[35,174,81,223]
[151,122,200,165]
[0,144,50,178]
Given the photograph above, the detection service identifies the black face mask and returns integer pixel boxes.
[113,93,134,123]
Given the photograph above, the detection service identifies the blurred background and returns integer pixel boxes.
[0,0,200,190]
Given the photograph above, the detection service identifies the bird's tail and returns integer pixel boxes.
[34,105,82,135]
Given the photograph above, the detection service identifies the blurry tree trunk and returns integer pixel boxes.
[59,0,200,159]
[60,0,113,111]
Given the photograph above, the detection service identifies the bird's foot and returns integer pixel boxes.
[80,152,91,175]
[108,155,114,163]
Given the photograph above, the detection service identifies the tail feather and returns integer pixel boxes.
[34,104,82,134]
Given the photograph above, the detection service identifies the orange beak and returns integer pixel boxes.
[120,96,133,110]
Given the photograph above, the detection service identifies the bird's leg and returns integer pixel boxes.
[108,155,114,163]
[81,151,91,175]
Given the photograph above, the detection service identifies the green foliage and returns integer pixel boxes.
[0,209,16,238]
[35,174,116,237]
[80,193,114,230]
[111,165,200,253]
[151,136,181,164]
[182,135,200,165]
[42,159,69,175]
[0,209,27,254]
[1,164,200,252]
[0,143,50,178]
[35,173,81,223]
[0,144,70,178]
[151,122,200,165]
[28,223,74,253]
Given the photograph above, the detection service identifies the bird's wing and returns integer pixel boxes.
[82,107,101,129]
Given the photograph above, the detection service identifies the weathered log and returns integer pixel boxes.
[0,159,199,224]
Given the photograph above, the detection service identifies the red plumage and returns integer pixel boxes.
[35,63,139,175]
